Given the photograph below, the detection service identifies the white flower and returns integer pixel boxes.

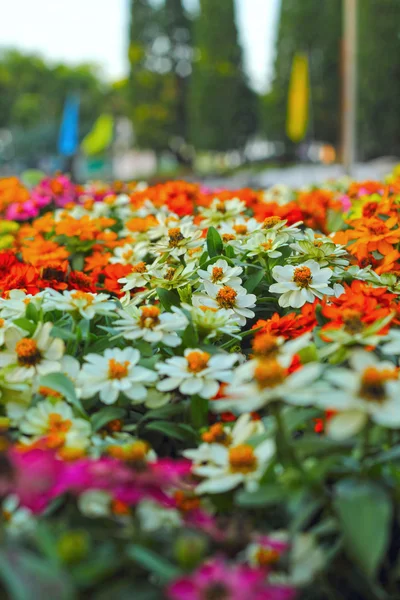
[137,500,181,532]
[0,322,64,382]
[193,283,256,326]
[79,347,157,404]
[148,260,196,290]
[157,348,238,399]
[184,413,265,465]
[262,184,294,205]
[198,259,243,288]
[214,359,322,413]
[199,198,246,227]
[181,304,240,340]
[19,399,91,450]
[319,351,400,439]
[109,241,148,265]
[119,261,150,292]
[270,260,335,308]
[193,438,275,494]
[113,304,187,347]
[242,231,287,259]
[2,495,35,537]
[78,490,112,518]
[155,223,203,258]
[0,318,26,347]
[42,290,116,320]
[0,290,42,320]
[380,329,400,355]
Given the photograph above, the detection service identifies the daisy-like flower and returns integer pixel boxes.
[198,259,243,289]
[42,290,116,320]
[318,351,400,439]
[290,230,349,268]
[184,413,265,465]
[148,260,196,291]
[156,348,239,399]
[109,241,148,265]
[19,399,91,452]
[2,495,35,537]
[213,359,321,413]
[0,290,42,320]
[181,304,241,340]
[155,223,203,258]
[269,260,335,308]
[119,261,150,292]
[193,437,275,494]
[0,322,64,382]
[199,197,246,227]
[113,304,187,347]
[242,231,287,259]
[79,347,157,404]
[0,318,25,347]
[193,283,256,326]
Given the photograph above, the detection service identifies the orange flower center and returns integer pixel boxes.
[168,227,184,247]
[222,233,236,242]
[16,338,42,366]
[108,358,130,379]
[216,286,237,309]
[39,386,63,399]
[254,359,286,389]
[263,216,281,228]
[174,490,201,513]
[165,267,176,281]
[255,547,281,566]
[46,413,72,448]
[202,423,232,445]
[233,224,247,235]
[293,266,313,288]
[211,266,224,282]
[71,291,94,305]
[252,334,279,358]
[342,309,363,334]
[368,221,388,235]
[359,367,398,402]
[229,444,257,473]
[109,440,149,466]
[131,261,147,273]
[199,305,218,313]
[261,241,273,251]
[122,249,134,261]
[140,305,160,328]
[186,350,210,373]
[0,319,5,328]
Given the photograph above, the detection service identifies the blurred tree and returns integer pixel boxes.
[128,0,193,155]
[188,0,257,151]
[264,0,342,151]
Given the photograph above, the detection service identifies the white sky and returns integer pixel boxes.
[0,0,280,92]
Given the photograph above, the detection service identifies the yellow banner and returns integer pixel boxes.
[286,53,309,143]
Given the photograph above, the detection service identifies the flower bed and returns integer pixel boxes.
[0,173,400,598]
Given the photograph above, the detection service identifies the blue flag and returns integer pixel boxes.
[58,95,80,156]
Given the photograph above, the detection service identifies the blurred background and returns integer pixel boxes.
[0,0,399,185]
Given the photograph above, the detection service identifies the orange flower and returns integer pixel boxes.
[21,237,69,267]
[344,215,400,261]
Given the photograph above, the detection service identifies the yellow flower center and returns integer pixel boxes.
[202,423,232,446]
[131,261,147,273]
[359,367,398,403]
[165,267,176,281]
[254,359,286,389]
[211,266,224,282]
[139,305,160,328]
[108,440,149,466]
[293,266,313,288]
[229,444,257,473]
[263,216,281,228]
[168,227,184,247]
[16,338,42,366]
[199,305,218,313]
[39,386,63,399]
[233,224,247,235]
[216,286,237,309]
[122,249,134,261]
[46,413,72,448]
[261,240,273,251]
[186,350,210,373]
[108,358,130,380]
[0,319,4,328]
[71,291,94,305]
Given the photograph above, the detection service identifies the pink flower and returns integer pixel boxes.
[5,200,40,221]
[167,559,296,600]
[338,194,351,212]
[32,175,77,209]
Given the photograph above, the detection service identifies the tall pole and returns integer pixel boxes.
[342,0,357,175]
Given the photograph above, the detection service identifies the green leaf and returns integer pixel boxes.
[156,288,180,311]
[12,318,35,335]
[145,421,196,442]
[243,269,264,293]
[91,407,126,431]
[127,545,181,582]
[143,404,184,421]
[182,322,199,347]
[206,226,223,258]
[25,302,39,322]
[236,484,284,507]
[334,479,392,579]
[39,372,87,416]
[190,395,209,429]
[50,326,76,341]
